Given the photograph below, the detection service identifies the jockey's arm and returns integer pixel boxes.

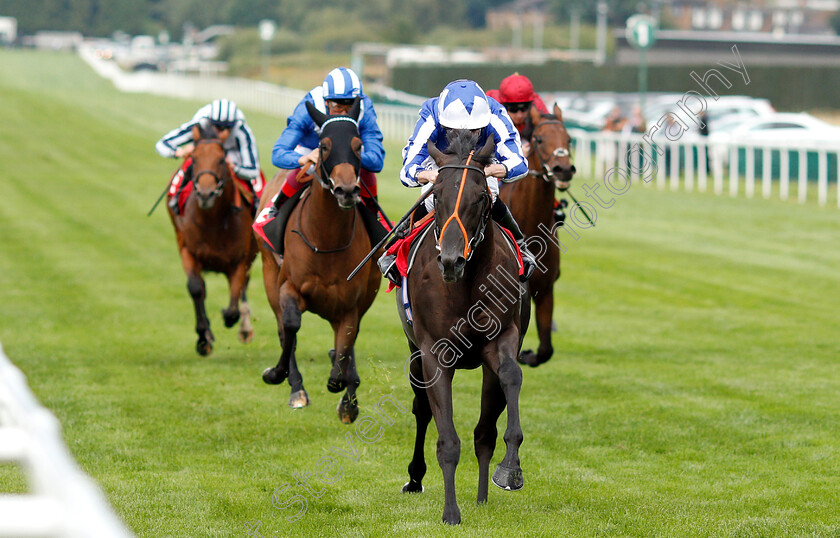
[272,101,315,170]
[359,105,385,173]
[229,123,260,180]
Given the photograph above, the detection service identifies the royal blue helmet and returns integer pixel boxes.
[437,80,492,130]
[322,67,363,100]
[209,98,239,128]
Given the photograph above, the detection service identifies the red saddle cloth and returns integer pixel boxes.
[383,218,524,292]
[168,158,265,215]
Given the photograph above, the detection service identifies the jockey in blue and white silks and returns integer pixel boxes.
[378,80,535,284]
[156,98,261,181]
[271,67,384,175]
[253,67,387,261]
[400,80,528,197]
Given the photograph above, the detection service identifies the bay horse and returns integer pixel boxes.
[498,103,575,367]
[167,123,258,355]
[397,130,530,525]
[258,98,380,424]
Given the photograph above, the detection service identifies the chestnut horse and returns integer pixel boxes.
[258,98,380,424]
[398,130,530,525]
[498,104,575,367]
[167,123,258,355]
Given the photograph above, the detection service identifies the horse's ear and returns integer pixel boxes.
[306,100,329,127]
[192,124,202,141]
[553,103,563,121]
[529,104,542,124]
[219,129,230,143]
[348,96,361,121]
[477,135,495,160]
[427,140,446,166]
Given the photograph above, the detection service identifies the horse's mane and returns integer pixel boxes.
[444,129,493,167]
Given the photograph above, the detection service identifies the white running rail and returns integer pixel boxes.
[78,44,420,143]
[569,129,840,208]
[0,343,133,537]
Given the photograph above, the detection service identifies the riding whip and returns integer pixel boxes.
[147,180,173,217]
[564,189,595,227]
[346,186,435,282]
[358,179,392,225]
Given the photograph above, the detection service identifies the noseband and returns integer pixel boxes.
[435,152,492,261]
[192,139,228,198]
[528,120,572,185]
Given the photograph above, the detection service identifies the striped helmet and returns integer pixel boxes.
[322,67,363,100]
[437,80,491,130]
[209,98,239,128]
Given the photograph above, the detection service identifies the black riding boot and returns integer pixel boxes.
[272,190,290,211]
[492,198,535,282]
[553,198,568,225]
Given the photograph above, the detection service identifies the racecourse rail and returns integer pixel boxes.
[0,343,134,537]
[79,43,840,210]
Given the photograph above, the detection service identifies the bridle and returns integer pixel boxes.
[434,152,492,262]
[527,119,572,185]
[191,139,229,199]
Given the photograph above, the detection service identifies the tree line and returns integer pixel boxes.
[0,0,646,44]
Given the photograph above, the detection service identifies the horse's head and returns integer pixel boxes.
[190,123,230,209]
[530,104,576,191]
[428,130,494,283]
[305,98,363,210]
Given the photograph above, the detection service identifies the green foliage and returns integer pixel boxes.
[3,50,840,537]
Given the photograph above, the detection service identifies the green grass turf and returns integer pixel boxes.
[1,50,840,537]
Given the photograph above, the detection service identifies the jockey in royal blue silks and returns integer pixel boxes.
[156,98,265,213]
[252,67,386,258]
[378,79,536,284]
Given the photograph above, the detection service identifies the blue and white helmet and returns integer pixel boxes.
[437,80,492,130]
[209,98,239,128]
[322,67,363,100]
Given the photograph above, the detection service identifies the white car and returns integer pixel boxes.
[708,113,840,146]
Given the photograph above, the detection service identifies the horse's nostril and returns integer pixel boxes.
[454,257,466,270]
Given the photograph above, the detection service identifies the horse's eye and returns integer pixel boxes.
[534,137,542,144]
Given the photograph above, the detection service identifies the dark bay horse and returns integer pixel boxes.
[167,124,258,355]
[258,98,380,424]
[499,103,575,367]
[398,130,530,525]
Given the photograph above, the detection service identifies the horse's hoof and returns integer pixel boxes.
[517,350,539,367]
[222,308,240,328]
[442,508,461,525]
[238,329,254,344]
[196,338,213,356]
[262,367,288,385]
[336,393,358,424]
[289,390,311,408]
[402,481,424,494]
[327,377,346,393]
[492,464,523,491]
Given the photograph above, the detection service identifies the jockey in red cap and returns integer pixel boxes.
[488,74,568,226]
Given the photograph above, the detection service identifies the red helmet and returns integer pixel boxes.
[498,74,537,104]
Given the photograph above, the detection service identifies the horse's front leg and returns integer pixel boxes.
[329,314,361,424]
[491,327,524,492]
[423,359,461,525]
[180,248,213,356]
[403,341,431,494]
[262,281,307,408]
[222,261,248,328]
[475,362,506,504]
[237,288,254,344]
